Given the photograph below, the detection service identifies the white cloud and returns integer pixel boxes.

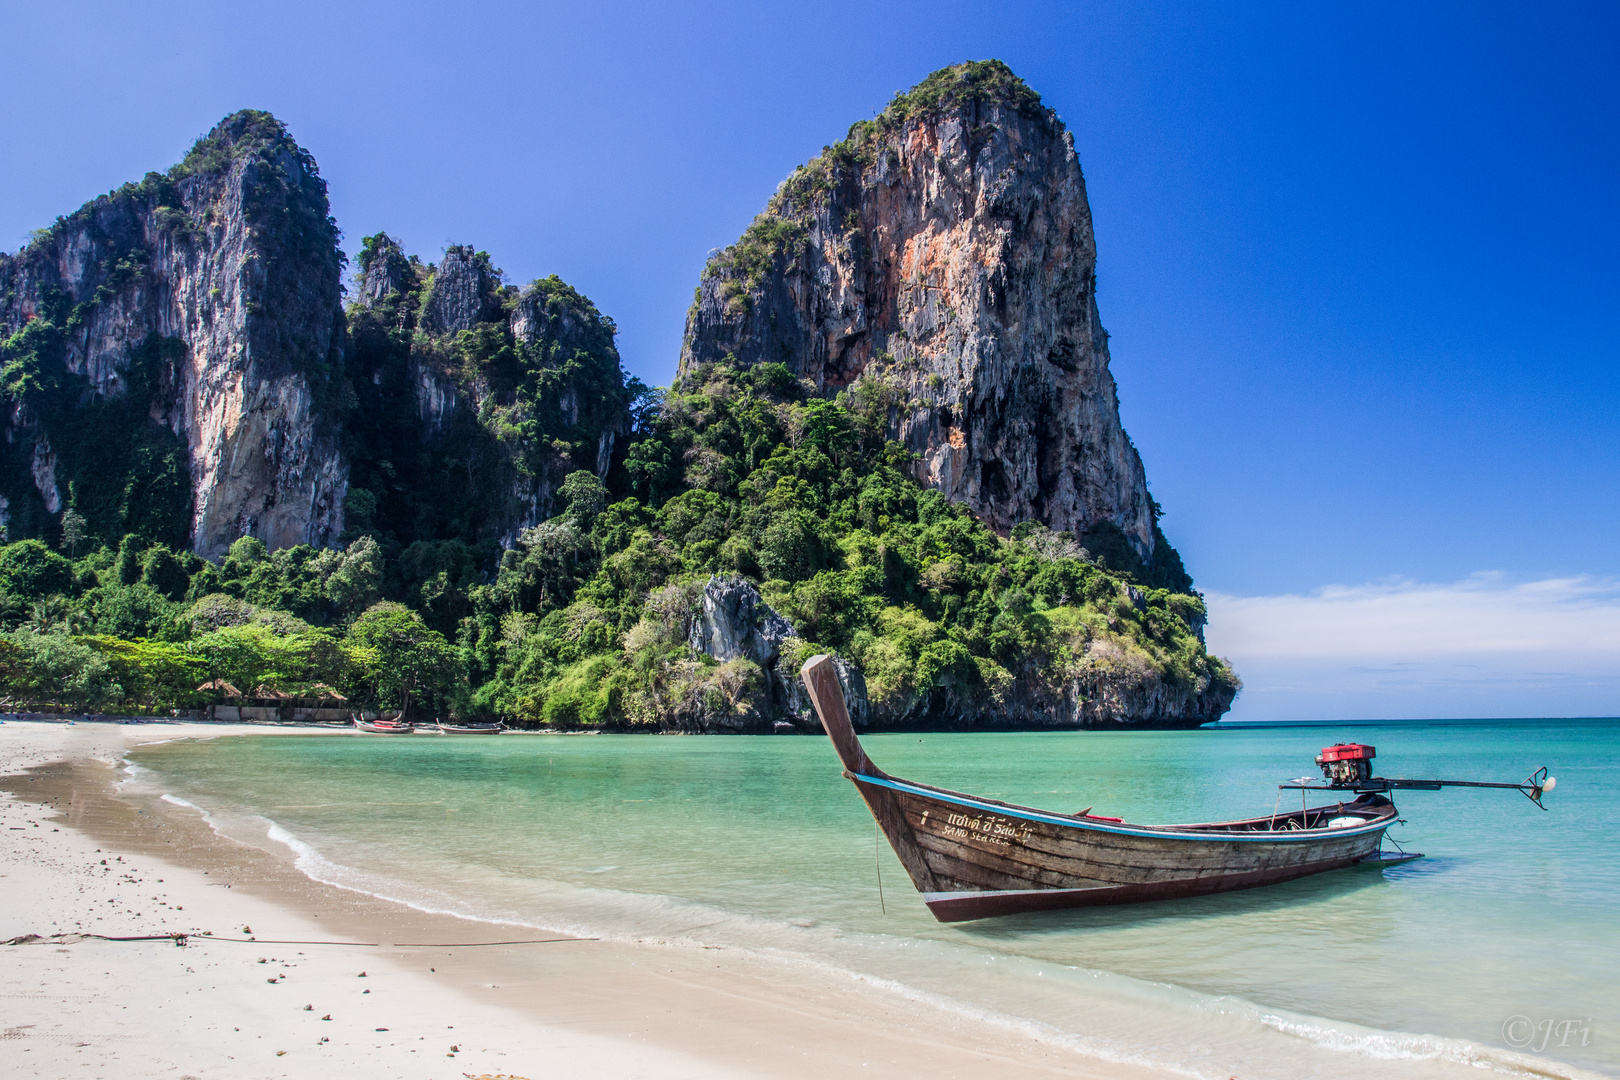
[1203,575,1620,720]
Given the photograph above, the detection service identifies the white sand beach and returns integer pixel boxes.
[0,720,1172,1079]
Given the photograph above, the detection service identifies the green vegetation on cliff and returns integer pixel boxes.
[0,324,193,550]
[0,351,1236,727]
[344,236,631,554]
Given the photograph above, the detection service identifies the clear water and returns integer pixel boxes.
[128,721,1620,1079]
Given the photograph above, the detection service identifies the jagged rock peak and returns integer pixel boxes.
[421,246,506,335]
[678,60,1158,557]
[0,108,348,558]
[355,232,415,307]
[342,234,632,545]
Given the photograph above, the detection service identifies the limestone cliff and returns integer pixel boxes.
[660,63,1233,731]
[0,110,632,564]
[679,61,1173,572]
[683,574,870,733]
[0,110,348,557]
[343,235,630,547]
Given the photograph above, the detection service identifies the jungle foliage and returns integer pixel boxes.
[0,346,1234,726]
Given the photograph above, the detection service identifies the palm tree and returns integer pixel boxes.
[27,594,88,635]
[28,595,66,633]
[0,592,25,630]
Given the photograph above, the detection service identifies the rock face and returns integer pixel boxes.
[932,651,1235,731]
[679,61,1154,555]
[687,573,796,665]
[686,574,871,732]
[780,654,869,732]
[0,110,348,557]
[419,246,504,336]
[344,235,631,546]
[0,116,633,560]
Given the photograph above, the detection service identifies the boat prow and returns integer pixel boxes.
[799,654,1406,922]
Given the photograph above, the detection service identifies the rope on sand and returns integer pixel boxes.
[4,932,596,948]
[392,938,586,947]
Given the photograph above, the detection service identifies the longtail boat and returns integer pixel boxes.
[799,655,1552,922]
[436,720,504,735]
[353,717,415,734]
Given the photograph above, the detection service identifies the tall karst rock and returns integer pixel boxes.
[0,110,348,557]
[680,61,1179,579]
[343,234,630,547]
[0,111,632,562]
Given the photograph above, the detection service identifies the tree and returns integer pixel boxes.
[27,594,85,634]
[323,536,383,618]
[760,511,823,582]
[188,624,282,698]
[60,510,86,556]
[83,582,177,639]
[0,630,121,709]
[346,602,457,717]
[558,470,607,529]
[139,545,192,601]
[504,520,590,610]
[0,540,76,600]
[84,636,206,711]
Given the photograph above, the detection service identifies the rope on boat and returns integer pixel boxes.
[874,819,886,916]
[4,932,596,948]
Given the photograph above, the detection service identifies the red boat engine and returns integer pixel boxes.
[1317,743,1375,785]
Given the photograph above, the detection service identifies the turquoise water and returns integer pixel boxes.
[129,721,1619,1079]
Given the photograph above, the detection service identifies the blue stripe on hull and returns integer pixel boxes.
[852,773,1391,843]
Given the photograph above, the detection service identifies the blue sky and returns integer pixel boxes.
[3,1,1615,717]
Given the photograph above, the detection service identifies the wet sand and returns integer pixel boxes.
[0,720,1173,1079]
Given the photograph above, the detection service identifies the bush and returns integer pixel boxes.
[0,540,75,600]
[0,630,121,709]
[536,653,627,726]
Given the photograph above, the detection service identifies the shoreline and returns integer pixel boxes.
[0,719,1168,1079]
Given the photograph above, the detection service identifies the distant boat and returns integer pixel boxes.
[353,717,415,734]
[436,721,504,735]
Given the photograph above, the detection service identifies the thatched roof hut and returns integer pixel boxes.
[303,683,347,702]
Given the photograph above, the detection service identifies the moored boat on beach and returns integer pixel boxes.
[436,721,504,735]
[353,717,415,734]
[799,654,1551,922]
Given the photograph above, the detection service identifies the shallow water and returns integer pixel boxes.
[129,720,1619,1079]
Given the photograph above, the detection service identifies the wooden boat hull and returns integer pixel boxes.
[436,723,503,735]
[799,654,1404,922]
[854,772,1394,921]
[353,719,415,734]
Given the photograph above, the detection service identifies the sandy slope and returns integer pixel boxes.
[0,720,1170,1080]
